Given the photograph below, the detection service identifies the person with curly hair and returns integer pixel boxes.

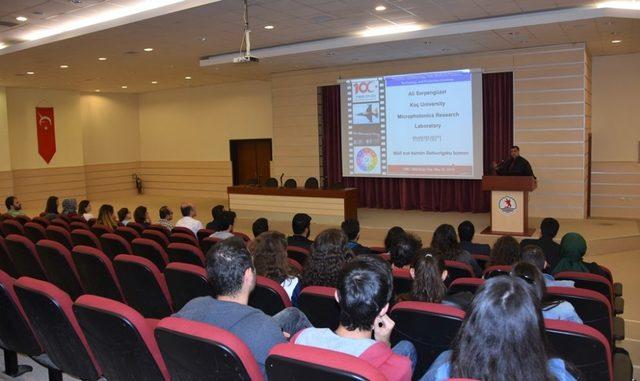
[301,228,353,288]
[253,231,301,305]
[489,235,521,267]
[430,224,481,276]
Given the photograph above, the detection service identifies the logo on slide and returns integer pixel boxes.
[351,80,379,103]
[498,196,517,214]
[356,147,379,172]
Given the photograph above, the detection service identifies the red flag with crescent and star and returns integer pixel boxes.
[35,107,56,164]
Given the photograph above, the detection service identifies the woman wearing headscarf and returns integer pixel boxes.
[552,232,607,277]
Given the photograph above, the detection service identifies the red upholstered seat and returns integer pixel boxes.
[555,271,615,303]
[0,236,18,277]
[74,295,170,381]
[126,222,145,235]
[142,229,170,248]
[14,277,102,380]
[69,221,90,232]
[24,222,47,244]
[148,224,171,237]
[232,231,251,242]
[444,260,475,286]
[200,236,222,254]
[248,275,292,316]
[115,226,141,243]
[5,234,46,280]
[45,225,73,251]
[266,343,386,381]
[114,254,173,318]
[72,245,124,302]
[31,217,50,228]
[89,224,111,237]
[482,265,513,279]
[132,238,170,271]
[36,240,84,300]
[287,257,303,273]
[392,267,412,296]
[297,286,340,330]
[71,229,102,250]
[99,232,132,260]
[155,317,263,381]
[287,245,309,267]
[2,219,25,236]
[50,218,70,231]
[169,232,200,249]
[471,254,490,270]
[196,229,214,244]
[171,226,195,236]
[448,277,484,295]
[14,215,31,225]
[167,242,205,266]
[164,262,213,311]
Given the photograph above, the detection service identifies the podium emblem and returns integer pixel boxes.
[498,196,517,214]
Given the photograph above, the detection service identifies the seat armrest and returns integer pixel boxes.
[614,282,623,297]
[613,348,632,381]
[613,316,625,341]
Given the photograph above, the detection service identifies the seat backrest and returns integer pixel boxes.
[266,343,385,381]
[232,231,251,242]
[36,240,84,300]
[287,246,309,267]
[297,286,340,330]
[24,222,47,244]
[99,232,133,260]
[304,177,319,189]
[127,222,145,235]
[448,277,484,295]
[284,178,297,188]
[155,317,263,381]
[169,232,200,248]
[470,254,490,270]
[482,265,513,279]
[115,226,141,243]
[171,226,195,236]
[90,224,112,237]
[544,319,612,381]
[164,262,213,311]
[74,295,170,381]
[167,242,205,266]
[392,267,412,296]
[45,225,74,250]
[0,236,18,277]
[5,234,46,280]
[249,275,292,316]
[14,277,102,380]
[555,271,614,303]
[71,229,102,250]
[201,236,222,255]
[132,238,170,271]
[14,215,31,224]
[72,246,124,302]
[114,255,173,318]
[0,270,42,357]
[51,218,71,231]
[148,224,171,237]
[70,221,90,232]
[2,219,25,236]
[196,229,214,244]
[287,257,303,273]
[31,216,50,228]
[390,301,465,377]
[444,260,475,286]
[142,229,170,248]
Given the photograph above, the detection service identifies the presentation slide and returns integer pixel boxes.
[340,69,484,179]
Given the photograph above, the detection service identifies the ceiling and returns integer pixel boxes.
[0,0,638,93]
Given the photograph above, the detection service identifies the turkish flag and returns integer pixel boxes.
[35,107,56,164]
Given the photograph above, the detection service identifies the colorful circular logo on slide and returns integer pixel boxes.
[356,148,378,172]
[498,196,517,214]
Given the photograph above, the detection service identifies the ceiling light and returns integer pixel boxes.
[26,71,35,75]
[151,81,158,84]
[375,5,387,11]
[60,65,69,69]
[121,85,128,89]
[597,1,640,9]
[16,16,28,22]
[360,23,423,37]
[611,39,622,43]
[94,89,101,92]
[98,57,107,61]
[264,25,274,30]
[184,76,192,80]
[0,43,7,50]
[144,48,154,52]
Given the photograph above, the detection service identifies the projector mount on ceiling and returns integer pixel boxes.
[233,0,259,63]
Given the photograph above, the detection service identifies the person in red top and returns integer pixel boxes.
[292,255,416,381]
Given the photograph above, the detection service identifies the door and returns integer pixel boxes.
[230,139,272,185]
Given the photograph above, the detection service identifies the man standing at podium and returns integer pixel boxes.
[494,145,535,177]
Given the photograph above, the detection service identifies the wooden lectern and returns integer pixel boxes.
[481,176,537,236]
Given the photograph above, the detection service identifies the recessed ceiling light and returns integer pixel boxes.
[0,43,8,50]
[611,39,622,43]
[16,16,28,22]
[597,1,640,10]
[143,48,154,52]
[360,23,423,37]
[98,57,107,61]
[184,76,192,80]
[151,81,158,84]
[121,85,128,89]
[264,25,274,30]
[375,5,387,11]
[26,71,35,75]
[94,89,101,93]
[60,65,69,69]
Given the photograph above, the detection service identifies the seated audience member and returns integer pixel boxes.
[390,232,421,269]
[421,276,577,381]
[253,231,301,305]
[457,220,490,255]
[553,232,608,277]
[157,206,174,231]
[206,204,225,231]
[396,248,473,311]
[488,235,521,267]
[174,237,311,375]
[175,202,203,235]
[341,218,371,255]
[521,218,562,270]
[521,245,574,288]
[117,207,131,226]
[384,226,405,253]
[252,217,269,238]
[287,213,313,251]
[97,204,119,231]
[209,211,235,240]
[301,229,353,288]
[5,196,24,217]
[133,206,151,229]
[293,255,416,381]
[43,196,60,220]
[78,200,94,221]
[61,198,78,218]
[431,224,482,276]
[511,262,582,323]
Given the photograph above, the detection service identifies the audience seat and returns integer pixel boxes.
[31,217,51,228]
[482,265,512,279]
[248,275,292,316]
[287,258,303,273]
[132,238,170,271]
[90,224,112,237]
[142,229,170,248]
[448,277,484,295]
[471,254,490,269]
[69,221,90,232]
[304,177,319,189]
[35,240,84,300]
[45,225,73,251]
[156,317,263,381]
[444,260,475,286]
[5,235,46,280]
[126,222,145,235]
[114,255,173,318]
[115,226,141,243]
[196,229,214,244]
[50,219,70,231]
[14,277,102,380]
[555,271,615,304]
[287,246,309,267]
[297,286,340,330]
[169,232,200,248]
[71,229,102,251]
[171,226,195,236]
[57,215,72,224]
[73,295,170,381]
[100,232,133,260]
[1,220,25,236]
[368,246,386,254]
[390,301,465,376]
[392,267,412,296]
[148,224,171,237]
[13,215,31,225]
[0,237,18,277]
[167,242,205,266]
[232,231,251,242]
[284,178,297,188]
[72,246,124,302]
[164,263,213,311]
[266,343,386,381]
[24,222,47,244]
[200,237,222,254]
[596,265,623,297]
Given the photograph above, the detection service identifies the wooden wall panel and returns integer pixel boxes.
[139,161,232,200]
[12,166,87,212]
[0,171,13,200]
[85,162,139,200]
[591,162,640,218]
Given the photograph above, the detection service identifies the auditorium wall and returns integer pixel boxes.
[0,87,12,198]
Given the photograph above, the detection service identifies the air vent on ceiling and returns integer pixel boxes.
[124,50,139,55]
[0,21,19,28]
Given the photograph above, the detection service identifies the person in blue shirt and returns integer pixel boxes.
[421,276,577,381]
[341,218,371,255]
[521,244,574,288]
